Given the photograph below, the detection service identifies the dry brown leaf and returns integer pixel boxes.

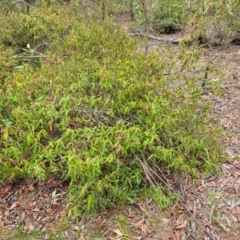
[4,209,9,216]
[9,201,20,210]
[160,237,170,240]
[79,234,86,240]
[197,185,203,192]
[168,229,174,240]
[184,193,192,201]
[140,224,148,234]
[138,204,147,212]
[167,220,175,238]
[175,205,184,212]
[202,220,212,228]
[174,230,181,240]
[231,214,238,222]
[217,203,225,209]
[0,221,4,228]
[135,218,145,226]
[232,170,240,177]
[217,220,229,232]
[135,218,148,234]
[175,220,188,230]
[112,229,123,236]
[126,208,135,218]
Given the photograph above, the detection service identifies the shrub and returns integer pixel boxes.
[0,6,224,214]
[184,0,240,46]
[0,5,77,51]
[152,0,184,33]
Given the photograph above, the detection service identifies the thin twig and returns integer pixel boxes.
[129,32,181,44]
[136,153,216,240]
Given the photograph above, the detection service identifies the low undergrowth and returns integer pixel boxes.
[0,5,225,215]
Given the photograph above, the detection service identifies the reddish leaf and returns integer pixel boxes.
[135,218,148,234]
[9,201,20,210]
[175,220,188,230]
[202,220,212,228]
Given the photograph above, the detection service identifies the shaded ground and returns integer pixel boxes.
[1,22,240,240]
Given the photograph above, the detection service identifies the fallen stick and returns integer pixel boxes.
[129,32,181,44]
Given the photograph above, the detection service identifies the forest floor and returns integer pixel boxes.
[1,17,240,240]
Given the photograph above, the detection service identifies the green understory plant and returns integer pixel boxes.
[152,0,184,33]
[184,0,240,46]
[0,4,225,215]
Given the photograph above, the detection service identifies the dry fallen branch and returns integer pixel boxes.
[129,32,181,44]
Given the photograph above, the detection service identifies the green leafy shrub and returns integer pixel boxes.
[0,5,76,51]
[0,6,224,214]
[184,0,240,46]
[152,0,184,33]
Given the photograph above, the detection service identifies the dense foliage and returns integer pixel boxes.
[0,1,228,214]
